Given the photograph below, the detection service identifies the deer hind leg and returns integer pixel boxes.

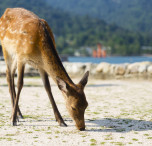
[11,62,25,126]
[6,65,23,120]
[6,67,15,113]
[11,66,24,119]
[39,69,67,127]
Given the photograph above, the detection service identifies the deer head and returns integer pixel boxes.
[56,71,89,131]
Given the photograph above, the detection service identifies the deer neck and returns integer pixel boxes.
[42,50,73,85]
[39,21,73,86]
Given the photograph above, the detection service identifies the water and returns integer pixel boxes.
[68,56,152,64]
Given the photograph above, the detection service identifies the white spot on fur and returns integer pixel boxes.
[8,28,17,34]
[6,20,9,24]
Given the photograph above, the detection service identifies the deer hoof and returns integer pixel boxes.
[18,115,24,119]
[60,122,67,127]
[11,121,17,126]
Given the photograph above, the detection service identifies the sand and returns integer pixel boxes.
[0,77,152,146]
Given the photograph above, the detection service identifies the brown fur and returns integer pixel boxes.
[0,8,89,130]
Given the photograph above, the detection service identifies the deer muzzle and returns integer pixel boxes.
[75,118,85,131]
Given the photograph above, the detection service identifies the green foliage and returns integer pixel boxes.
[46,0,152,34]
[0,0,152,56]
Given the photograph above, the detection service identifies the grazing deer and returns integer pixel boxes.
[0,8,89,131]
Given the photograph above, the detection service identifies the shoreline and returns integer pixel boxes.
[1,61,152,80]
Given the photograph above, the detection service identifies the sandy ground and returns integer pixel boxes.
[0,76,152,146]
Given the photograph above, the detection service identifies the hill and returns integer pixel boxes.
[0,0,151,56]
[46,0,152,34]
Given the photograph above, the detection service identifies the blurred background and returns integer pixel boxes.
[0,0,152,63]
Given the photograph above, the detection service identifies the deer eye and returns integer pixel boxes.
[71,106,76,111]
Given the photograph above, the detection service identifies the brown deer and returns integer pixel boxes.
[0,8,89,131]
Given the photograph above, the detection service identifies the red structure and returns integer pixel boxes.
[92,43,107,58]
[102,49,106,58]
[92,50,97,58]
[97,43,102,58]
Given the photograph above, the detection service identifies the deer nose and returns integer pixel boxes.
[79,127,85,131]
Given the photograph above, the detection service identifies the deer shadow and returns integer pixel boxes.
[0,84,56,87]
[17,117,73,127]
[2,82,150,132]
[17,117,152,133]
[85,118,152,133]
[87,83,121,88]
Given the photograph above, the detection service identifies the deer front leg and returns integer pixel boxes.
[39,69,67,127]
[11,63,25,126]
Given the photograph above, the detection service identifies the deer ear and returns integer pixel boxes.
[79,71,89,88]
[56,77,69,93]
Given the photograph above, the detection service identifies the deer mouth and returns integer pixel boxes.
[75,120,85,131]
[79,127,85,131]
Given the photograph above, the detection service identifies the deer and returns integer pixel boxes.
[0,8,89,131]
